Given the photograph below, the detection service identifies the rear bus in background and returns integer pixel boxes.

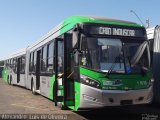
[3,16,153,111]
[147,26,160,104]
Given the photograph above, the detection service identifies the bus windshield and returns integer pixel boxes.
[80,37,149,74]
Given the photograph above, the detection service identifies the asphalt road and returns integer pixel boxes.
[0,78,160,120]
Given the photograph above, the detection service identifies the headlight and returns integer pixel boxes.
[80,75,101,89]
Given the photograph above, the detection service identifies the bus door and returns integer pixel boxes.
[54,34,75,107]
[17,57,21,83]
[36,50,41,90]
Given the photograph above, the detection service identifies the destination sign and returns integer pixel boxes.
[83,25,146,38]
[99,27,135,36]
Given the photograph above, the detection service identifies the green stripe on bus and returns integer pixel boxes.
[80,67,152,90]
[2,65,7,82]
[49,75,56,100]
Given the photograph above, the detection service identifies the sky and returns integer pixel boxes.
[0,0,160,60]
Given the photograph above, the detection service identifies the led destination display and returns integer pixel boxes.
[83,24,146,38]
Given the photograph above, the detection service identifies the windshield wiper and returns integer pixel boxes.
[125,56,133,73]
[106,55,122,76]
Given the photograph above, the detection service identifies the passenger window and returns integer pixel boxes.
[29,53,32,72]
[13,58,16,72]
[41,46,47,72]
[33,51,36,72]
[47,42,54,73]
[20,56,25,73]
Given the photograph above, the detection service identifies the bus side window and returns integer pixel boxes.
[10,59,13,69]
[13,58,16,72]
[41,45,47,72]
[33,51,36,72]
[7,60,9,68]
[20,56,25,74]
[29,52,34,73]
[57,41,64,73]
[47,42,54,73]
[15,58,17,73]
[29,53,31,72]
[9,59,11,68]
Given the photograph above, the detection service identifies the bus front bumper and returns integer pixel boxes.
[79,84,153,108]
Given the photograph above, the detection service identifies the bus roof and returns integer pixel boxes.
[62,15,142,27]
[29,15,144,51]
[3,48,26,60]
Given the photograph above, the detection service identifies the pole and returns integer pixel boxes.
[130,10,145,26]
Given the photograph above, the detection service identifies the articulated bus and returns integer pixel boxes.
[2,48,26,86]
[2,16,153,110]
[147,26,160,104]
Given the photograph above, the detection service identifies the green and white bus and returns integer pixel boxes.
[3,16,153,110]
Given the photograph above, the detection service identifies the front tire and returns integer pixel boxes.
[7,75,10,85]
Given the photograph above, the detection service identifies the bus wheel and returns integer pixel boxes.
[10,76,13,85]
[7,75,10,85]
[31,80,37,95]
